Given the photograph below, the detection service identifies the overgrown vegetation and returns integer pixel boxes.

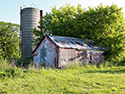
[0,59,125,94]
[32,3,125,65]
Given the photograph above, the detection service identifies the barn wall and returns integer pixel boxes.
[33,37,58,67]
[59,48,87,68]
[87,50,105,63]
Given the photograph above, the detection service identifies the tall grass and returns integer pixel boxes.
[64,60,115,70]
[0,59,30,78]
[0,58,43,78]
[0,59,9,72]
[0,58,123,79]
[0,59,15,78]
[0,60,125,93]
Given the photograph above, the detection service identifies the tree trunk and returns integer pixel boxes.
[3,42,7,57]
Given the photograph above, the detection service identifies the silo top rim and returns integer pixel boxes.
[21,7,40,10]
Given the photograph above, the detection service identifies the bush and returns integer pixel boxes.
[0,59,15,78]
[0,59,10,72]
[0,59,27,78]
[16,57,33,68]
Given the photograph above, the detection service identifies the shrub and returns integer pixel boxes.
[16,57,33,68]
[0,59,26,78]
[0,59,10,72]
[0,59,15,78]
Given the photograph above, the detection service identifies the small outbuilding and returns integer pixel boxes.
[32,35,105,68]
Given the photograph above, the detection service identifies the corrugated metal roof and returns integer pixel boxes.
[48,36,105,51]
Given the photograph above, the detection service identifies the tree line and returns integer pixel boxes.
[32,3,125,64]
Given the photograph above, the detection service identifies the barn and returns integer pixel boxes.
[32,35,105,68]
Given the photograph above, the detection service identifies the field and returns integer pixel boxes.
[0,62,125,94]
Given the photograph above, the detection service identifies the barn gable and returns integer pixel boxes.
[33,36,58,67]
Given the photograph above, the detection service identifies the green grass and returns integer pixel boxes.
[0,62,125,94]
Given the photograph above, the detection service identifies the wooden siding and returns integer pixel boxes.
[59,48,87,68]
[33,37,58,67]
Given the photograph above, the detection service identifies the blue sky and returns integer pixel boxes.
[0,0,125,24]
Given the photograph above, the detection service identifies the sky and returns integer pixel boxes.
[0,0,125,24]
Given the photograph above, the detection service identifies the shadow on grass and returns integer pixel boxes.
[86,67,125,74]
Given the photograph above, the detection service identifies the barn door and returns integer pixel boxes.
[40,48,47,63]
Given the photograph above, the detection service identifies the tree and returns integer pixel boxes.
[31,4,80,45]
[77,4,125,63]
[32,4,125,63]
[0,21,20,59]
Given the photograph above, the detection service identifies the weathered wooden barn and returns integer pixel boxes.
[32,35,105,68]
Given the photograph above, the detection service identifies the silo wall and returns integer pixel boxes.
[21,7,40,58]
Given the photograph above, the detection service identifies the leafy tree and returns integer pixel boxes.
[0,21,20,59]
[31,4,78,45]
[32,4,125,63]
[77,4,125,63]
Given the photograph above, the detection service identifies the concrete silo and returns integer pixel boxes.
[20,7,42,58]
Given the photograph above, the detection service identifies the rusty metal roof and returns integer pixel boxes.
[48,36,105,51]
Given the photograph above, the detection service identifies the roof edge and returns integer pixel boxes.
[46,36,60,48]
[32,36,46,54]
[32,35,60,54]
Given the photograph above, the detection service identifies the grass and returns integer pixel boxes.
[0,60,125,94]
